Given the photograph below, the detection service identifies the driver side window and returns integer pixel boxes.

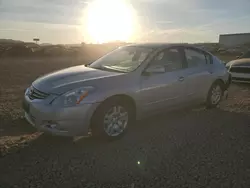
[150,48,183,73]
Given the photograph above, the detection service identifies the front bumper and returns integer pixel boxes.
[23,95,99,136]
[230,72,250,83]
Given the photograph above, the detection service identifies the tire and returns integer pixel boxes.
[91,97,134,141]
[206,81,224,108]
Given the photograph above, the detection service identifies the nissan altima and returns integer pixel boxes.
[23,43,231,140]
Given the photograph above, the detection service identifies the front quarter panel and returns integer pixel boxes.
[81,71,140,105]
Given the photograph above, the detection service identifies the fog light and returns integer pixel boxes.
[42,121,67,132]
[42,121,58,129]
[46,124,58,129]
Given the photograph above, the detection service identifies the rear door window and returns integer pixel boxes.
[151,48,184,72]
[184,48,207,68]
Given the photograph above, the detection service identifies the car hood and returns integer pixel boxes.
[32,65,124,94]
[227,58,250,67]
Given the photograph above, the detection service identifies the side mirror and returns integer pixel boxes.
[142,65,165,76]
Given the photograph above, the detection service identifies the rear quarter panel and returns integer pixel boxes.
[212,56,230,84]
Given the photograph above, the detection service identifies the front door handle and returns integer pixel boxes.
[178,76,184,82]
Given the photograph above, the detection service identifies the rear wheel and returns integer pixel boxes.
[91,97,133,140]
[206,82,223,108]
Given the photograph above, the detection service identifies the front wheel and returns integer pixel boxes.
[91,98,133,140]
[206,82,223,108]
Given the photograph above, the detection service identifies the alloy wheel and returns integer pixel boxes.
[103,105,129,137]
[211,85,222,104]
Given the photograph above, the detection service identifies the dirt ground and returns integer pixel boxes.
[0,56,249,187]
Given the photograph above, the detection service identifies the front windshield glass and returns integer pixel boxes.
[89,46,153,73]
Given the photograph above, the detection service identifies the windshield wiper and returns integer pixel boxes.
[92,66,127,73]
[91,67,125,73]
[103,66,129,73]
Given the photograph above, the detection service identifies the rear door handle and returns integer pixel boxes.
[178,76,184,82]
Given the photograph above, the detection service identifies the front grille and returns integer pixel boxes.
[232,77,250,82]
[29,87,49,100]
[229,67,250,74]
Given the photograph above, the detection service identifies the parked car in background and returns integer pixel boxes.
[226,51,250,83]
[23,43,231,140]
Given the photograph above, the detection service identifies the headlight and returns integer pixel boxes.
[52,86,95,107]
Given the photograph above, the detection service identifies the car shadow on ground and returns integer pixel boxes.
[1,81,249,158]
[0,106,249,187]
[2,105,249,157]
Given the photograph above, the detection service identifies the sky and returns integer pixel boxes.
[0,0,250,44]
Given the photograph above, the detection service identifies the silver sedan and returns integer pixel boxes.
[23,43,231,140]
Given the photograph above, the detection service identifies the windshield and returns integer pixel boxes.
[89,46,153,73]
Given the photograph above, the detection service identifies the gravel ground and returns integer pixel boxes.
[0,57,250,188]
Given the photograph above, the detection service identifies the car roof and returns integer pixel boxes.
[125,43,205,50]
[124,43,211,55]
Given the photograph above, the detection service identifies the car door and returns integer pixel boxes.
[182,47,214,102]
[138,47,187,114]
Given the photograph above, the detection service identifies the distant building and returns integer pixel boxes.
[219,33,250,47]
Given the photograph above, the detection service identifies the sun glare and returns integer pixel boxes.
[85,0,136,43]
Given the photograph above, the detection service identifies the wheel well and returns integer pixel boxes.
[90,94,136,126]
[206,79,226,104]
[214,79,226,91]
[104,94,136,113]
